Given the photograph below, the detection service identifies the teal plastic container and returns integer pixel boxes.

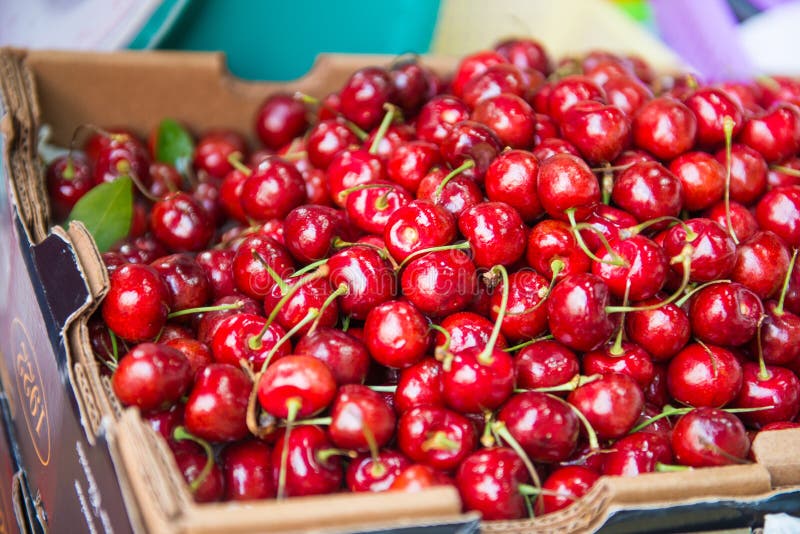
[128,0,441,81]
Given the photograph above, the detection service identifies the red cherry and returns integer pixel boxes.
[592,235,668,302]
[102,263,170,342]
[662,218,737,283]
[395,359,445,414]
[739,104,800,163]
[583,342,656,389]
[305,119,360,170]
[672,407,750,466]
[271,425,343,497]
[669,152,726,211]
[499,391,579,462]
[112,343,191,412]
[755,186,800,247]
[210,313,287,369]
[346,450,411,492]
[602,432,672,476]
[532,137,581,161]
[240,157,306,222]
[731,231,791,299]
[705,200,759,242]
[667,343,743,407]
[684,87,744,149]
[561,101,631,165]
[689,282,764,347]
[390,464,453,492]
[416,167,483,218]
[440,121,503,184]
[602,75,653,116]
[612,161,683,222]
[173,444,224,503]
[364,300,429,369]
[462,64,526,109]
[232,234,294,301]
[294,328,370,386]
[150,254,210,313]
[338,67,394,130]
[184,363,252,442]
[495,37,551,74]
[257,355,337,419]
[759,300,800,365]
[93,132,151,186]
[387,141,442,193]
[547,273,615,352]
[548,75,606,123]
[150,192,214,252]
[221,440,276,500]
[327,148,385,208]
[458,202,526,268]
[441,346,515,414]
[255,93,308,149]
[195,249,236,300]
[733,362,800,428]
[632,97,697,160]
[46,154,93,219]
[452,50,507,99]
[514,340,579,390]
[390,60,435,114]
[401,250,476,317]
[714,144,767,205]
[526,219,591,281]
[193,130,247,179]
[472,93,536,149]
[416,96,471,145]
[489,270,549,342]
[436,312,509,354]
[397,405,477,471]
[537,154,600,221]
[485,149,543,223]
[567,373,644,439]
[329,385,396,450]
[537,466,600,515]
[455,447,530,520]
[327,246,395,320]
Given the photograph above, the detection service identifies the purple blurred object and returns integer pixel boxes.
[651,0,755,80]
[749,0,792,9]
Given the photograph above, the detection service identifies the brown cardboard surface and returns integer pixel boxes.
[3,46,800,534]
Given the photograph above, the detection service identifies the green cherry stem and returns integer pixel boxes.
[608,278,632,356]
[227,152,253,176]
[555,394,599,450]
[478,265,509,365]
[367,385,397,393]
[492,421,542,488]
[108,328,119,363]
[565,208,627,267]
[277,398,302,500]
[251,249,290,294]
[621,216,698,242]
[769,164,800,178]
[259,308,320,373]
[722,115,739,245]
[308,283,349,335]
[674,279,731,308]
[515,373,602,394]
[655,462,691,473]
[369,103,398,155]
[429,324,452,362]
[775,249,798,315]
[173,426,215,493]
[397,241,472,270]
[503,334,555,353]
[290,258,329,278]
[505,259,564,317]
[434,160,475,202]
[168,300,244,319]
[294,92,368,140]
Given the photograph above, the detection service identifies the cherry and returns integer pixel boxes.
[271,425,343,497]
[533,113,559,144]
[240,157,306,222]
[390,60,435,114]
[112,343,191,412]
[151,192,214,252]
[113,235,169,265]
[612,161,683,222]
[173,441,224,503]
[102,263,170,342]
[684,87,744,149]
[364,300,429,369]
[93,132,151,186]
[759,300,800,365]
[232,234,294,300]
[327,148,385,208]
[731,231,791,299]
[472,93,536,149]
[344,182,411,234]
[305,119,361,170]
[739,104,800,163]
[632,97,697,160]
[455,447,530,520]
[671,407,750,466]
[163,338,212,378]
[257,355,336,419]
[184,363,252,442]
[339,67,394,130]
[415,96,471,145]
[441,346,515,414]
[401,249,476,317]
[440,121,502,184]
[583,342,655,389]
[602,431,672,476]
[592,235,668,301]
[387,141,442,194]
[416,166,483,218]
[689,282,764,347]
[526,219,591,281]
[484,150,542,223]
[537,154,600,222]
[195,249,236,300]
[390,464,453,492]
[547,273,615,352]
[768,157,800,189]
[568,373,644,439]
[219,165,251,224]
[669,152,726,211]
[499,391,579,462]
[46,154,93,219]
[383,200,456,263]
[667,343,743,407]
[458,201,526,268]
[329,384,396,450]
[561,101,631,165]
[714,144,767,205]
[221,439,276,500]
[662,218,736,282]
[532,137,581,161]
[734,362,800,428]
[705,200,759,242]
[193,130,247,179]
[602,75,653,116]
[283,205,347,264]
[452,50,507,99]
[254,93,308,150]
[495,37,551,74]
[755,186,800,247]
[196,295,260,345]
[394,358,444,414]
[150,254,210,313]
[327,246,395,320]
[436,312,508,354]
[514,340,579,390]
[294,328,369,386]
[211,313,287,369]
[489,270,549,342]
[262,270,337,335]
[397,405,476,471]
[461,64,526,108]
[548,75,605,123]
[537,466,599,515]
[346,449,411,492]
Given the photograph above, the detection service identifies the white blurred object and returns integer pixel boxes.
[0,0,160,49]
[739,2,800,75]
[764,512,800,534]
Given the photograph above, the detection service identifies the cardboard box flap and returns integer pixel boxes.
[752,428,800,487]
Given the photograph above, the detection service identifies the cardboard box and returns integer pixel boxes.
[1,47,800,534]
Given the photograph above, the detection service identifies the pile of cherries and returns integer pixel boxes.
[45,37,800,521]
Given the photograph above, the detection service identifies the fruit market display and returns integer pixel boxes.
[43,38,800,521]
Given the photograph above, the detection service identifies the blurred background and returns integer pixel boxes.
[1,0,799,80]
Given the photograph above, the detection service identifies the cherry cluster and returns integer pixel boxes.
[45,38,800,520]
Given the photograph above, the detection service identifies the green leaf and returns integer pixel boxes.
[66,177,133,252]
[155,118,194,174]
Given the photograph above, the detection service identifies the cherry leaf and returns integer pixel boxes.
[66,177,132,252]
[155,118,194,174]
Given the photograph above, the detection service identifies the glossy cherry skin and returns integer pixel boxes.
[327,148,385,208]
[684,87,744,149]
[232,234,295,300]
[526,219,591,281]
[102,263,171,342]
[305,119,360,170]
[416,95,472,145]
[456,447,530,520]
[739,104,800,163]
[472,93,536,149]
[452,50,507,99]
[383,200,456,263]
[221,439,276,500]
[458,201,526,268]
[714,144,767,205]
[271,425,343,497]
[46,154,93,219]
[733,362,800,428]
[436,312,508,354]
[283,205,348,264]
[240,157,306,222]
[442,347,515,414]
[210,313,287,370]
[93,133,151,186]
[602,75,653,116]
[767,157,800,189]
[346,450,411,492]
[416,167,484,218]
[263,275,337,335]
[495,37,551,74]
[537,466,600,515]
[363,300,429,369]
[184,363,252,442]
[489,270,549,342]
[401,250,476,317]
[339,67,394,130]
[254,93,308,149]
[612,161,683,222]
[532,137,581,161]
[112,343,191,412]
[193,130,246,179]
[163,338,212,379]
[174,445,225,503]
[390,464,453,492]
[632,97,697,160]
[484,149,543,223]
[329,385,396,450]
[689,282,764,347]
[150,254,210,313]
[151,192,214,252]
[731,231,790,299]
[196,295,261,346]
[390,60,435,114]
[398,405,477,471]
[196,249,236,300]
[514,340,579,390]
[755,186,800,248]
[662,218,736,283]
[386,141,442,194]
[667,343,743,408]
[294,328,369,386]
[672,407,750,467]
[219,166,250,223]
[568,373,644,440]
[461,64,526,108]
[593,235,668,301]
[759,300,800,365]
[536,153,600,221]
[602,431,672,476]
[583,342,656,389]
[669,151,726,211]
[257,355,337,419]
[344,182,412,235]
[561,101,631,164]
[547,273,615,352]
[395,359,444,414]
[499,391,579,462]
[705,200,760,242]
[440,121,503,184]
[548,75,605,123]
[327,246,395,320]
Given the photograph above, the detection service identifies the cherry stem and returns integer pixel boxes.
[251,249,290,294]
[655,462,690,473]
[317,448,358,464]
[421,431,460,452]
[308,283,348,334]
[62,157,75,180]
[367,385,397,393]
[117,160,160,202]
[331,237,395,266]
[369,103,398,155]
[226,151,252,176]
[566,209,627,267]
[339,182,398,198]
[606,244,694,314]
[492,422,542,488]
[609,277,632,356]
[623,216,698,241]
[770,164,800,178]
[290,258,329,278]
[722,115,739,245]
[68,123,119,154]
[481,412,496,447]
[434,160,475,202]
[517,484,578,500]
[629,404,686,433]
[277,398,302,500]
[342,315,352,332]
[397,241,472,270]
[108,328,119,363]
[479,265,509,365]
[756,315,769,381]
[168,301,244,319]
[173,426,215,493]
[363,425,386,477]
[557,395,600,450]
[429,324,452,360]
[517,374,602,394]
[505,260,564,317]
[259,309,319,373]
[675,279,731,308]
[775,249,798,315]
[288,416,332,427]
[601,168,613,205]
[503,334,554,353]
[590,162,635,174]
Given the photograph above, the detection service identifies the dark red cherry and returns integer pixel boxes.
[271,425,343,497]
[462,64,526,109]
[398,405,477,471]
[612,161,683,222]
[739,104,800,163]
[327,246,395,320]
[401,250,476,317]
[436,312,508,354]
[258,355,336,419]
[452,50,507,99]
[390,60,434,114]
[602,75,653,116]
[583,342,655,389]
[499,391,579,462]
[363,300,429,369]
[112,343,191,412]
[339,67,394,130]
[662,218,737,282]
[548,75,605,123]
[667,343,743,408]
[515,340,579,390]
[306,119,360,170]
[455,447,530,520]
[240,157,306,222]
[672,407,749,466]
[93,132,151,186]
[294,328,370,386]
[759,300,800,365]
[495,37,551,74]
[602,432,672,476]
[46,154,93,220]
[567,373,644,439]
[416,167,484,218]
[150,254,210,313]
[195,249,236,300]
[163,338,213,379]
[561,101,631,165]
[232,234,294,300]
[526,219,591,281]
[632,97,697,160]
[537,466,599,515]
[193,130,246,180]
[734,362,800,428]
[383,200,456,263]
[221,440,276,500]
[283,205,348,264]
[346,450,411,492]
[472,93,536,149]
[705,200,759,242]
[669,151,726,211]
[440,121,503,184]
[755,186,800,247]
[395,359,444,414]
[184,363,252,442]
[151,192,214,252]
[547,273,615,352]
[731,231,791,299]
[327,148,385,208]
[255,93,308,150]
[219,166,250,224]
[102,263,170,342]
[489,270,549,342]
[536,153,600,221]
[173,444,224,503]
[329,385,396,450]
[625,297,691,362]
[458,202,526,268]
[484,149,543,223]
[689,282,763,347]
[715,144,768,206]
